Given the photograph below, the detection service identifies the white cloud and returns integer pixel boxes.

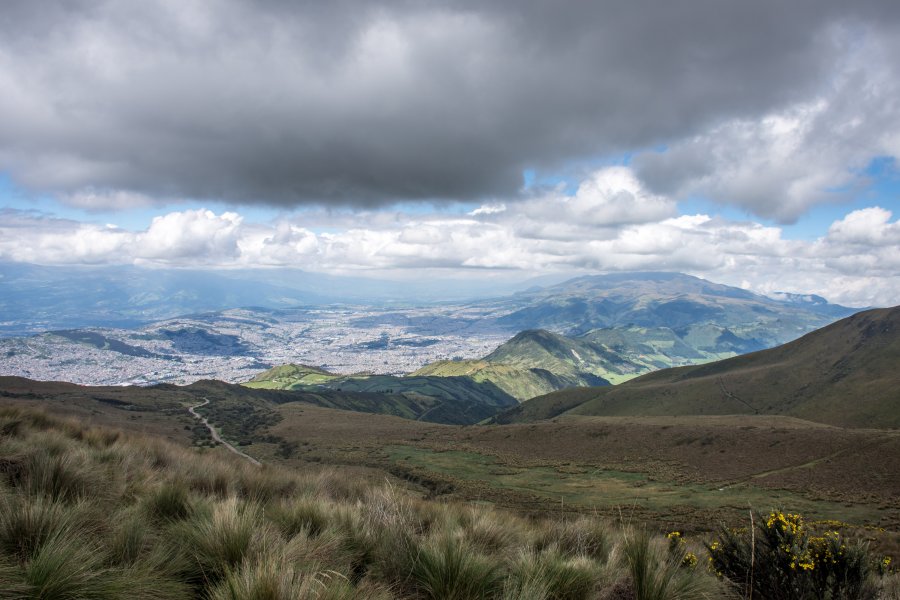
[137,210,243,263]
[469,203,506,216]
[826,207,900,246]
[1,169,899,307]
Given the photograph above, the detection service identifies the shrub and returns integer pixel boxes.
[707,511,878,600]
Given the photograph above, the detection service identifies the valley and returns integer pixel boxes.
[1,273,895,551]
[0,273,856,399]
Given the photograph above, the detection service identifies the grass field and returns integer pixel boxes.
[4,375,899,560]
[260,405,900,556]
[3,401,899,599]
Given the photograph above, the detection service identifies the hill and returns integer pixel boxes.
[492,272,856,343]
[410,359,579,400]
[243,364,517,422]
[406,272,858,398]
[0,374,515,428]
[494,306,900,428]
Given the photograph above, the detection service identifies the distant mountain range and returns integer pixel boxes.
[1,268,863,396]
[0,262,538,335]
[262,272,861,400]
[489,272,856,338]
[493,306,900,429]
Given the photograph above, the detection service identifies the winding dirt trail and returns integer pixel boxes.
[188,398,261,467]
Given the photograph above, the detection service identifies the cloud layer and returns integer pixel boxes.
[2,167,898,307]
[1,1,899,216]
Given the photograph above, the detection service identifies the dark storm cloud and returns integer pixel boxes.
[1,0,899,208]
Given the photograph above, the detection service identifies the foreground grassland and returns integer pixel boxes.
[1,406,898,600]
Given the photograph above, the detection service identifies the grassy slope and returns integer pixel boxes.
[244,364,338,388]
[0,375,514,428]
[412,359,579,400]
[0,405,741,599]
[2,378,899,555]
[496,306,900,428]
[243,363,518,419]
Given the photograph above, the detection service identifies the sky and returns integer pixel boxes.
[1,0,899,307]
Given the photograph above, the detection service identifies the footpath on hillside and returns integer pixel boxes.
[188,398,262,467]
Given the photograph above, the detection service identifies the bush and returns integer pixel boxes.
[707,511,878,600]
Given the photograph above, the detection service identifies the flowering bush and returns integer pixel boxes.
[706,511,878,600]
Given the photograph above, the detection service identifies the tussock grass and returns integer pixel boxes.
[0,406,892,599]
[505,549,600,600]
[144,480,193,522]
[624,530,723,600]
[549,516,613,561]
[267,496,331,538]
[410,534,503,599]
[174,497,265,582]
[23,533,126,599]
[0,495,84,560]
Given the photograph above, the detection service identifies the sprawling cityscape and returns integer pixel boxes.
[0,305,512,386]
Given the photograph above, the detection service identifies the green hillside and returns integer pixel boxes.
[494,306,900,428]
[486,329,616,377]
[412,358,596,400]
[414,323,746,400]
[0,374,514,427]
[240,365,517,424]
[244,363,338,388]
